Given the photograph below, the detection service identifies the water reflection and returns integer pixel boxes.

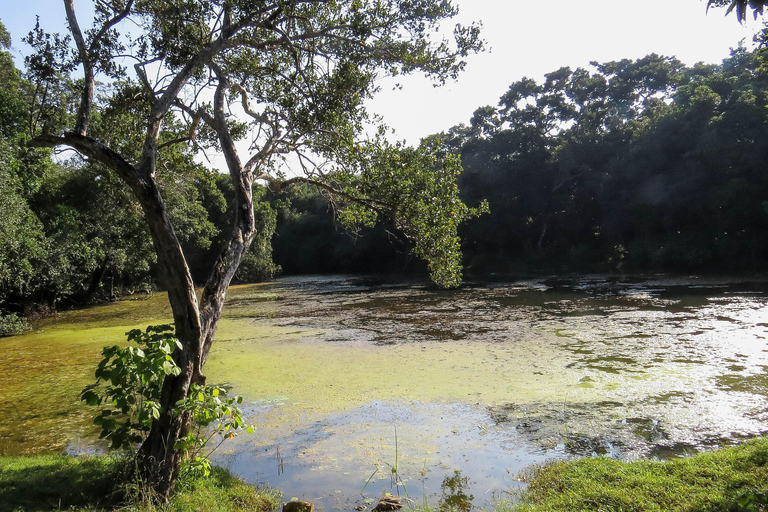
[438,471,474,512]
[216,400,534,511]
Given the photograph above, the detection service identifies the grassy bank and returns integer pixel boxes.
[504,437,768,512]
[0,455,281,512]
[3,438,768,512]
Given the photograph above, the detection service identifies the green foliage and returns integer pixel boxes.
[174,384,253,477]
[268,182,413,276]
[0,26,57,312]
[453,48,768,274]
[21,19,77,136]
[80,325,251,467]
[0,21,268,310]
[708,0,767,22]
[81,325,184,449]
[0,23,153,310]
[334,136,487,288]
[0,21,10,50]
[0,312,30,337]
[0,146,47,300]
[0,47,27,141]
[0,36,250,307]
[22,0,482,287]
[738,491,768,512]
[27,161,157,302]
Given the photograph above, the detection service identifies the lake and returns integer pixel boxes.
[2,274,767,509]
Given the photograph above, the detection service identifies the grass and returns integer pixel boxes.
[4,438,768,512]
[501,436,768,512]
[0,454,281,512]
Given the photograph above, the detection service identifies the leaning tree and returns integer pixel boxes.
[25,0,483,500]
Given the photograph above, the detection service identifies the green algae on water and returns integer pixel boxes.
[0,293,174,456]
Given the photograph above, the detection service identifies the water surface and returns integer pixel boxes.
[2,274,767,509]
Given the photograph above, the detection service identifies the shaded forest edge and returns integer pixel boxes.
[4,29,768,327]
[454,47,768,277]
[238,46,768,278]
[2,436,768,511]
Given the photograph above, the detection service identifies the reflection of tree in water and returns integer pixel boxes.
[438,470,474,512]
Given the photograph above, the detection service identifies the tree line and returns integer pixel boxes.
[0,21,276,324]
[453,46,768,274]
[6,31,768,326]
[264,44,768,277]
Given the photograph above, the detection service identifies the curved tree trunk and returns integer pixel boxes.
[136,372,195,499]
[132,167,256,500]
[32,130,257,501]
[30,0,482,498]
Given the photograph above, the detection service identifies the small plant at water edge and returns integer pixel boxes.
[80,325,182,448]
[80,324,252,474]
[174,383,254,477]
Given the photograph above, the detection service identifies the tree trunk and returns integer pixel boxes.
[130,163,256,501]
[135,351,198,501]
[131,181,208,501]
[134,236,253,501]
[30,22,257,497]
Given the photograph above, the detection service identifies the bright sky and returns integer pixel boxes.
[1,0,763,144]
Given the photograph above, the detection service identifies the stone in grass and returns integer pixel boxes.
[283,501,315,512]
[373,495,402,511]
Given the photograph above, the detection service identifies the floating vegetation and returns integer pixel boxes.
[3,275,768,509]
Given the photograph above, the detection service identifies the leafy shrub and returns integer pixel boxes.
[80,324,252,475]
[0,312,30,336]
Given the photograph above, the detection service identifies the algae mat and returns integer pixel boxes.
[2,275,768,510]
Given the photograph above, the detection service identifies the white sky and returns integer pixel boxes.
[1,0,763,145]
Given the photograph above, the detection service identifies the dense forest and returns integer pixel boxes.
[455,47,768,273]
[272,46,768,276]
[3,17,768,331]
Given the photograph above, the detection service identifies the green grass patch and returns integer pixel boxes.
[505,437,768,512]
[0,455,281,512]
[6,439,768,512]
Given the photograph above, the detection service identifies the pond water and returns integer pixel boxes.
[2,274,768,510]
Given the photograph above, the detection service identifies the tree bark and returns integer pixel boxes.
[134,180,256,501]
[135,366,196,500]
[29,131,246,501]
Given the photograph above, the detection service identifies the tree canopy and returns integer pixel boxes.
[446,47,768,274]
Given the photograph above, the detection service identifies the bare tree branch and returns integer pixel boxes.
[64,0,93,135]
[89,0,135,53]
[158,110,202,150]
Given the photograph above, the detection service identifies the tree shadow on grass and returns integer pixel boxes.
[0,455,125,512]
